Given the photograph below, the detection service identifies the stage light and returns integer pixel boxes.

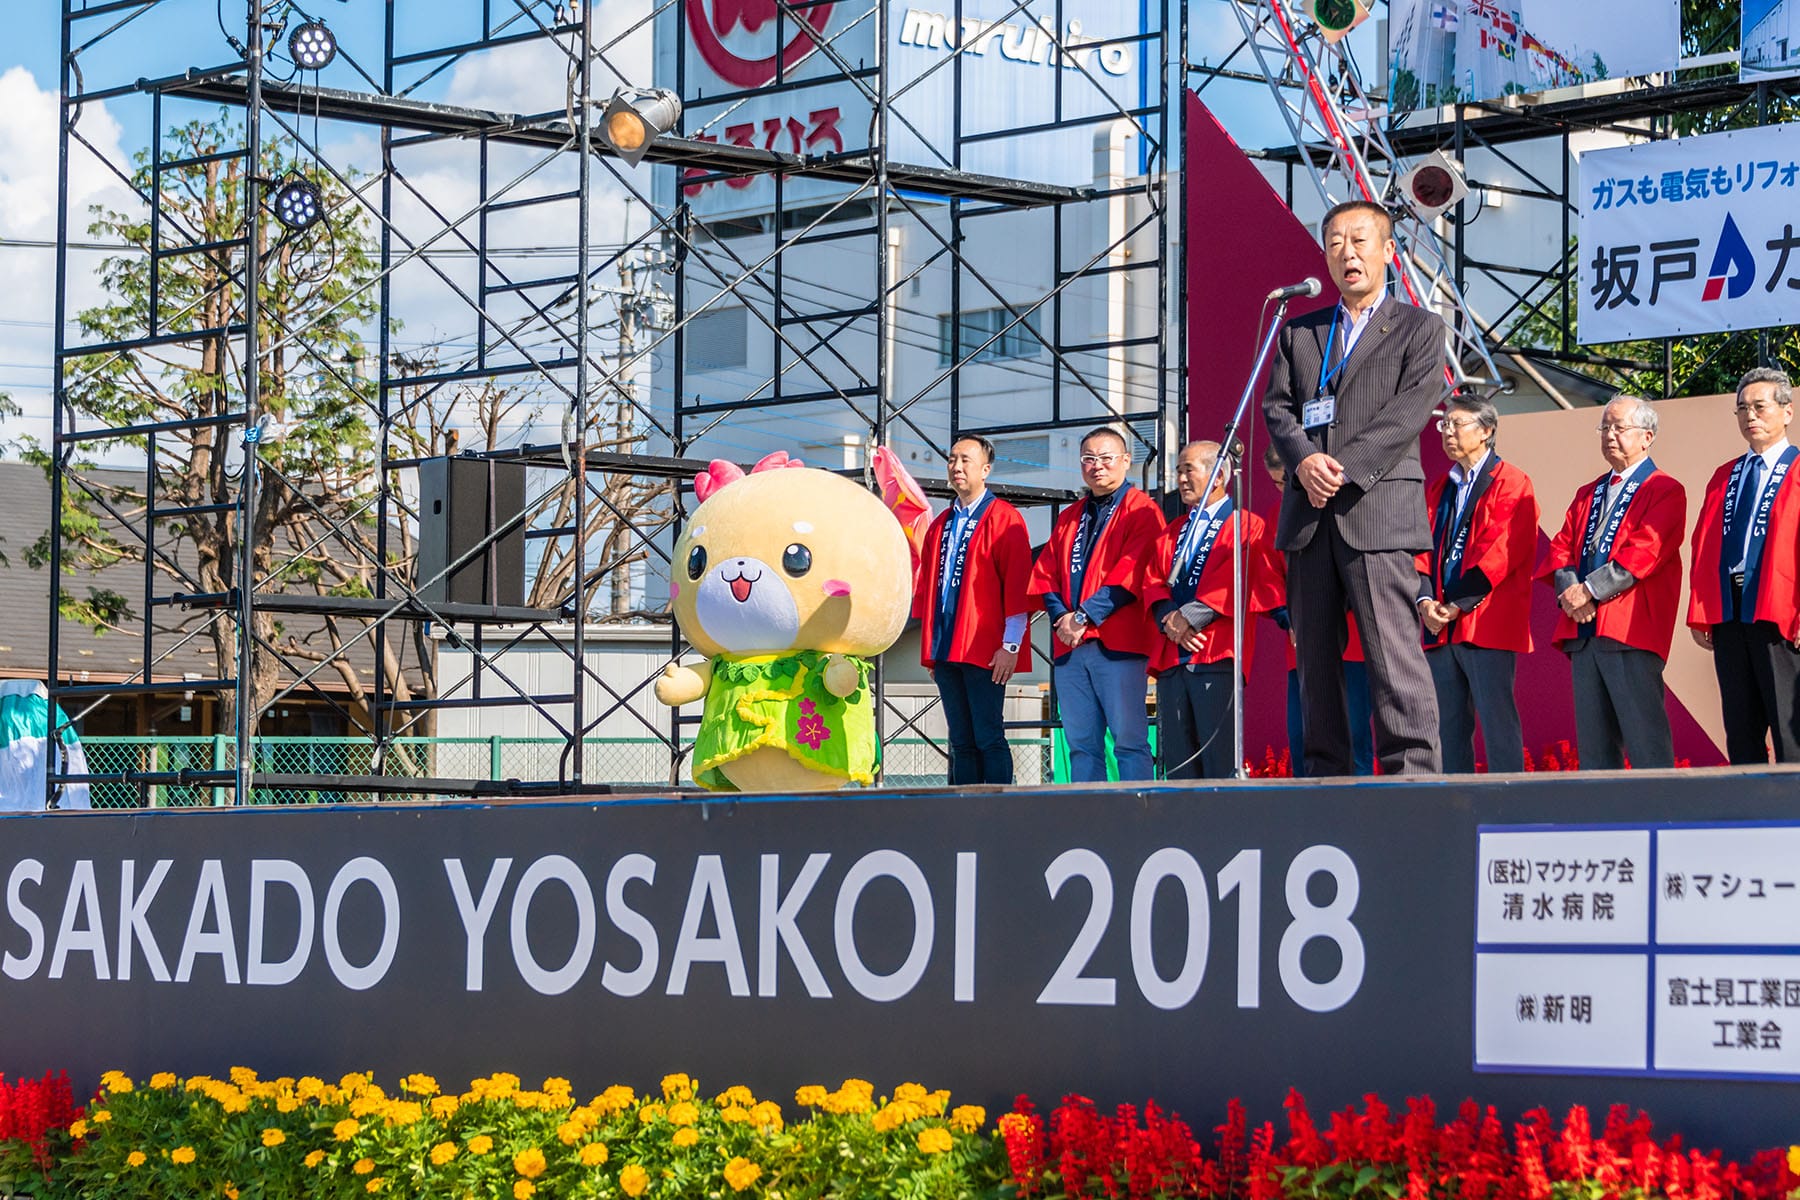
[288,21,338,70]
[271,177,325,231]
[1300,0,1369,43]
[1399,150,1470,221]
[598,87,683,167]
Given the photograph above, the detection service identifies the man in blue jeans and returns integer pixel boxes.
[1029,427,1165,782]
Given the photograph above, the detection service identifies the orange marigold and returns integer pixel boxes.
[723,1157,762,1192]
[620,1163,650,1197]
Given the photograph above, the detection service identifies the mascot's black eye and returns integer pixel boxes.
[782,543,812,576]
[686,544,707,581]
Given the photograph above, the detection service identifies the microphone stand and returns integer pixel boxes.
[1192,296,1291,781]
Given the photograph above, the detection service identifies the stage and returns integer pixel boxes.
[3,765,1799,1155]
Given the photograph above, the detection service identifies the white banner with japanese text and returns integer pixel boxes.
[1578,123,1800,343]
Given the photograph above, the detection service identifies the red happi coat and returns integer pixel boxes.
[1413,457,1540,655]
[1686,454,1800,640]
[1541,466,1688,660]
[911,495,1035,670]
[1142,506,1279,674]
[1027,485,1163,659]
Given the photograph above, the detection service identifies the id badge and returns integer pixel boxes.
[1302,393,1337,430]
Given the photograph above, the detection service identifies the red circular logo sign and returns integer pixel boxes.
[685,0,837,90]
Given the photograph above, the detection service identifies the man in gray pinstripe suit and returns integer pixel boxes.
[1262,200,1444,776]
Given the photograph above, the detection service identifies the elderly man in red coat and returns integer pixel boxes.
[1029,426,1163,782]
[1142,441,1278,779]
[1541,395,1687,770]
[1414,394,1539,773]
[913,435,1035,784]
[1687,367,1800,764]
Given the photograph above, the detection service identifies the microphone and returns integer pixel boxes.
[1267,277,1322,301]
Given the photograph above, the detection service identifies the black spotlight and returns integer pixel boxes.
[288,21,338,70]
[271,178,325,231]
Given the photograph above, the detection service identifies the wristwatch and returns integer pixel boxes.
[1001,641,1021,654]
[1070,610,1091,628]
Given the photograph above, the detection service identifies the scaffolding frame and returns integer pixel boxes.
[50,0,1178,803]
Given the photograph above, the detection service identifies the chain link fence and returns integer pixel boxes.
[78,736,1057,807]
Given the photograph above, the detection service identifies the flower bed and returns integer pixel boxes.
[8,1068,1798,1200]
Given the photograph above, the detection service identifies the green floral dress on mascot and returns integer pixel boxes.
[654,452,920,792]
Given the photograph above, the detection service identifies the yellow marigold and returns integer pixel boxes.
[543,1077,572,1098]
[382,1100,423,1127]
[353,1158,375,1175]
[401,1074,439,1096]
[918,1128,954,1155]
[126,1151,147,1168]
[671,1128,699,1149]
[350,1096,382,1119]
[225,1186,239,1200]
[721,1105,750,1124]
[222,1093,250,1115]
[514,1148,548,1179]
[619,1163,650,1198]
[638,1103,665,1124]
[1790,1146,1800,1175]
[304,1150,326,1169]
[276,1095,300,1114]
[149,1073,178,1090]
[430,1142,458,1166]
[794,1085,827,1107]
[660,1073,695,1102]
[366,1179,383,1193]
[579,1142,609,1167]
[723,1157,762,1192]
[68,1120,88,1139]
[333,1119,361,1142]
[430,1095,460,1120]
[871,1106,905,1133]
[229,1067,258,1087]
[468,1135,494,1156]
[297,1077,326,1100]
[667,1101,699,1126]
[557,1121,585,1145]
[92,1110,111,1124]
[514,1182,535,1200]
[339,1072,371,1093]
[261,1129,286,1148]
[171,1146,196,1165]
[749,1101,783,1131]
[715,1085,755,1107]
[600,1085,635,1112]
[821,1080,874,1116]
[894,1083,928,1103]
[99,1071,134,1094]
[926,1090,950,1116]
[950,1105,986,1134]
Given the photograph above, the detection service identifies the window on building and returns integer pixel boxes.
[937,306,1044,365]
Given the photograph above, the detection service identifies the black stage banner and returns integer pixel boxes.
[2,771,1798,1155]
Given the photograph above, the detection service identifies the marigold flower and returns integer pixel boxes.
[430,1095,460,1120]
[600,1085,635,1112]
[126,1151,147,1169]
[334,1119,361,1142]
[638,1103,665,1124]
[660,1073,695,1102]
[672,1128,699,1148]
[514,1148,548,1179]
[620,1163,650,1197]
[749,1101,783,1131]
[171,1146,197,1165]
[429,1142,458,1166]
[149,1073,178,1090]
[579,1143,609,1167]
[950,1105,986,1134]
[100,1071,135,1094]
[723,1157,762,1192]
[895,1083,928,1103]
[353,1158,375,1175]
[297,1077,326,1100]
[468,1135,494,1156]
[515,1183,535,1200]
[225,1186,239,1200]
[543,1077,573,1098]
[68,1120,88,1139]
[926,1090,950,1116]
[918,1128,954,1155]
[261,1129,287,1148]
[276,1095,300,1114]
[401,1074,439,1097]
[339,1072,371,1093]
[871,1106,904,1134]
[304,1151,326,1169]
[230,1067,258,1087]
[1790,1146,1800,1176]
[366,1179,383,1193]
[667,1101,699,1126]
[716,1085,755,1108]
[795,1085,827,1107]
[557,1121,585,1145]
[92,1110,112,1124]
[722,1105,750,1124]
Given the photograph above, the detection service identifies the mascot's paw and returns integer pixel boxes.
[654,663,708,707]
[821,654,860,698]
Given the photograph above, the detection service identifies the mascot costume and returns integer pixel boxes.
[654,450,926,791]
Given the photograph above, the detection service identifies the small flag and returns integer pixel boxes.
[1431,2,1460,31]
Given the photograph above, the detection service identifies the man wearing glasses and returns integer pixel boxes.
[1262,199,1445,776]
[1029,427,1164,782]
[1686,367,1800,763]
[1414,395,1539,773]
[1541,395,1687,770]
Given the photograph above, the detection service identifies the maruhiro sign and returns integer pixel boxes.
[1579,122,1800,343]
